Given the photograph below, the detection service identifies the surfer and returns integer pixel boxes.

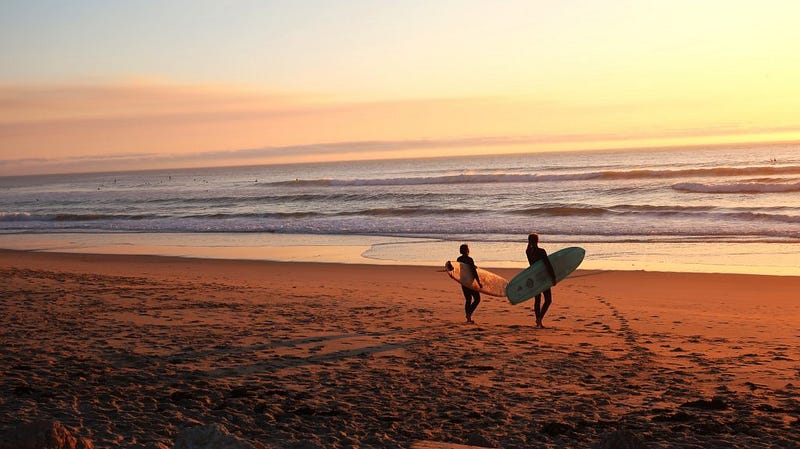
[457,244,482,323]
[526,233,557,328]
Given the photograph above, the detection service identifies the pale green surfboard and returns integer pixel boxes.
[506,247,585,305]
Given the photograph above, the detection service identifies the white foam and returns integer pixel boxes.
[673,181,800,194]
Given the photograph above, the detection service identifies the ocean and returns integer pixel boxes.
[1,143,799,275]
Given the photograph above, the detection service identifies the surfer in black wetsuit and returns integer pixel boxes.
[526,233,557,328]
[457,244,482,323]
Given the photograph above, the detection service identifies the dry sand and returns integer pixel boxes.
[1,249,799,448]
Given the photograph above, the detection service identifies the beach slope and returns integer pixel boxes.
[1,250,798,448]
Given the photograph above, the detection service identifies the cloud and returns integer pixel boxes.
[0,134,584,175]
[0,136,532,173]
[2,81,800,176]
[0,82,306,123]
[4,126,800,177]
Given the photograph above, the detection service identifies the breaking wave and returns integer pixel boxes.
[673,180,800,194]
[268,165,800,187]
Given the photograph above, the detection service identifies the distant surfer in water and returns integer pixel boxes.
[526,233,557,328]
[457,244,482,323]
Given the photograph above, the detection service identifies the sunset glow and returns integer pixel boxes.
[2,1,800,175]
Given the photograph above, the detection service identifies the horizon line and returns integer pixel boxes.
[1,137,797,179]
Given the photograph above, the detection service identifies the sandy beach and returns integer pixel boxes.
[1,249,799,448]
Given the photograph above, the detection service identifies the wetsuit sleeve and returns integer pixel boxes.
[526,246,535,265]
[469,257,481,285]
[542,250,557,284]
[460,256,480,286]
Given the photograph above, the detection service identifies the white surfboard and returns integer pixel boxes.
[444,260,508,297]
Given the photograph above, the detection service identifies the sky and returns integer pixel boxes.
[1,0,800,175]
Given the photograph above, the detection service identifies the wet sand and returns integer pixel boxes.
[1,249,799,448]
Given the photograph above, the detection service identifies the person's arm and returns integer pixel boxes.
[542,250,557,285]
[469,257,482,288]
[526,246,535,266]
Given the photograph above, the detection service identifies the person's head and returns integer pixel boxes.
[459,244,470,255]
[528,232,539,245]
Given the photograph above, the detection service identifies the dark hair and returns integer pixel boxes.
[459,244,469,255]
[528,233,539,244]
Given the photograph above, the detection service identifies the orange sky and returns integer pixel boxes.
[2,1,800,175]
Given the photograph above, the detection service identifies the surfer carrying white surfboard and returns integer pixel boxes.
[526,233,557,328]
[457,244,483,323]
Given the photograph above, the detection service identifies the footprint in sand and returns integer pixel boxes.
[589,294,655,366]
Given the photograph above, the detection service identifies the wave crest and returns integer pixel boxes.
[673,181,800,194]
[268,166,800,187]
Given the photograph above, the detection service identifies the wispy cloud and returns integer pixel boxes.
[2,82,800,176]
[0,82,306,122]
[5,127,800,177]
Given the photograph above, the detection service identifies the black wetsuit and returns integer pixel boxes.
[526,245,557,324]
[457,254,481,321]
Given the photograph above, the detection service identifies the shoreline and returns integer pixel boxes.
[0,231,798,276]
[2,249,799,448]
[1,246,800,281]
